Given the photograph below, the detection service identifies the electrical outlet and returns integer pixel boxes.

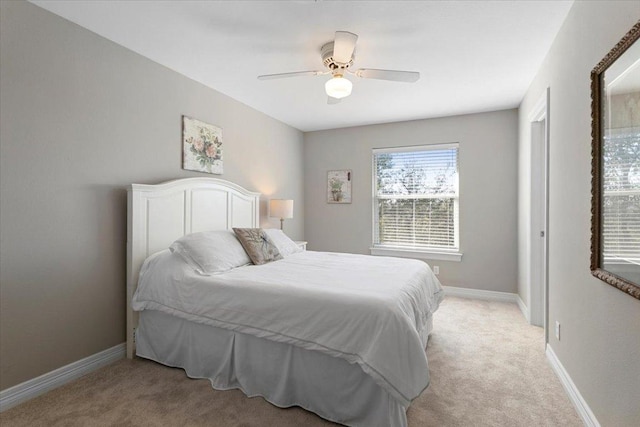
[555,321,561,341]
[433,266,439,275]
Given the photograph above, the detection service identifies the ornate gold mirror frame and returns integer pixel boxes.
[591,21,640,300]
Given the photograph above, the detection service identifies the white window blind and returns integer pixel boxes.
[373,144,459,251]
[602,129,640,266]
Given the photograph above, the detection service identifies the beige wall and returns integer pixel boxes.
[517,1,640,425]
[0,1,304,390]
[304,109,518,293]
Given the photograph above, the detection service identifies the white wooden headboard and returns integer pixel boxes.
[126,177,260,358]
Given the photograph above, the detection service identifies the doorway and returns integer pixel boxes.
[529,88,549,338]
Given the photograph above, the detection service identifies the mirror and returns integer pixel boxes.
[591,22,640,299]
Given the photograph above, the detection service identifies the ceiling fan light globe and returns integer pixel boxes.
[325,76,352,99]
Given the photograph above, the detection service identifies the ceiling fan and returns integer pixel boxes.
[258,31,420,104]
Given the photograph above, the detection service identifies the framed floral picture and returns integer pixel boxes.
[327,170,352,204]
[182,116,223,174]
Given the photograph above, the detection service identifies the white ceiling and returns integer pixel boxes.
[30,0,573,132]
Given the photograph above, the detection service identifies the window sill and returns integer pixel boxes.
[370,247,463,262]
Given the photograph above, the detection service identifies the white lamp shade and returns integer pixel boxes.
[325,76,352,99]
[270,199,294,219]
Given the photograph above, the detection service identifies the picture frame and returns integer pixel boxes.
[327,170,352,204]
[182,116,223,175]
[590,22,640,300]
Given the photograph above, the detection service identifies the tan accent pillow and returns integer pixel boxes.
[233,228,283,265]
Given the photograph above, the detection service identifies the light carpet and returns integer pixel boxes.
[0,297,582,426]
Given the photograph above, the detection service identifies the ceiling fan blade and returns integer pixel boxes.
[355,69,420,83]
[327,96,341,105]
[333,31,358,64]
[257,70,324,80]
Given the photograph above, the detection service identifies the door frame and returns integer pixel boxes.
[528,88,550,338]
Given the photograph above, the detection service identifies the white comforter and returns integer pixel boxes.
[132,250,444,406]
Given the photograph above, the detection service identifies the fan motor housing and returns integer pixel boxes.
[321,42,355,70]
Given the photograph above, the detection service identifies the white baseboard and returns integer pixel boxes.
[545,344,600,427]
[0,343,125,412]
[443,286,518,303]
[516,295,531,322]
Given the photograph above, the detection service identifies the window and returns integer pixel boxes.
[602,129,640,268]
[371,143,461,261]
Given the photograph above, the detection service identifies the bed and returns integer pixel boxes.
[126,177,443,427]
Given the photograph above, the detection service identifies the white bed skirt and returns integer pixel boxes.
[136,310,433,427]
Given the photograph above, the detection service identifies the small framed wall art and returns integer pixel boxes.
[182,116,223,174]
[327,170,352,204]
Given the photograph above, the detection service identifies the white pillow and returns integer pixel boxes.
[263,229,302,257]
[169,230,251,275]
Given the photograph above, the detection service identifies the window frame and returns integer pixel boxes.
[370,143,463,262]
